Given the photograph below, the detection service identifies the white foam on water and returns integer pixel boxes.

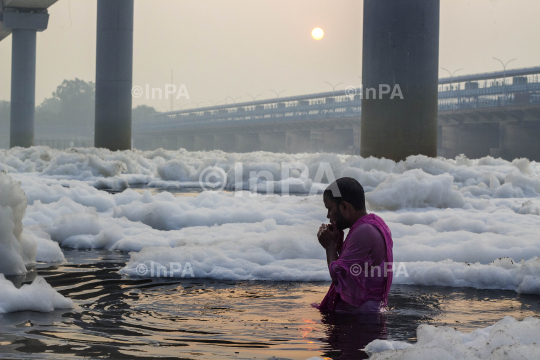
[118,219,330,281]
[365,169,466,210]
[2,147,540,204]
[393,258,540,295]
[0,274,73,313]
[0,172,35,275]
[0,172,64,275]
[364,316,540,360]
[3,147,540,293]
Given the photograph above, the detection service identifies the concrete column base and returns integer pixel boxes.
[441,124,499,159]
[235,133,260,153]
[504,122,540,161]
[146,137,163,150]
[310,132,325,153]
[310,130,354,154]
[178,136,194,151]
[326,129,354,154]
[214,134,236,152]
[286,131,310,153]
[161,136,179,150]
[260,132,286,153]
[193,135,214,151]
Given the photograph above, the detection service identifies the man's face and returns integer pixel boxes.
[323,195,349,231]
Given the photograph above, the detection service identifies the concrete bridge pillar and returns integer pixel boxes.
[193,135,214,151]
[147,137,164,150]
[132,137,143,150]
[235,133,260,153]
[260,132,286,153]
[4,10,50,148]
[177,135,194,151]
[465,123,499,159]
[361,0,440,160]
[310,132,325,153]
[489,123,509,159]
[326,129,354,154]
[286,131,310,153]
[94,0,134,151]
[138,137,151,150]
[214,134,236,152]
[440,125,459,158]
[160,136,179,150]
[503,122,540,161]
[440,123,500,159]
[310,130,354,154]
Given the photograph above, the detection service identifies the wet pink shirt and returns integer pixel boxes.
[315,213,393,312]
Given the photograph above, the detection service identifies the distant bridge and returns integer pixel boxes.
[130,66,540,160]
[27,67,540,160]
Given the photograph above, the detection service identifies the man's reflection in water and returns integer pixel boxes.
[319,310,388,359]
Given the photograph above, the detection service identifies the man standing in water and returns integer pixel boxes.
[315,177,393,313]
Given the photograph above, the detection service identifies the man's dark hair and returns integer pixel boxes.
[323,177,366,211]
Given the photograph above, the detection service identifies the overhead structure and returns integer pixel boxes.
[361,0,440,161]
[94,0,134,151]
[1,0,58,148]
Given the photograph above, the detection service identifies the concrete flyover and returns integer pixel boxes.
[437,66,540,161]
[1,0,57,148]
[134,66,540,160]
[438,102,540,161]
[134,90,362,155]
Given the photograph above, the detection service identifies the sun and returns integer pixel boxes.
[311,28,324,40]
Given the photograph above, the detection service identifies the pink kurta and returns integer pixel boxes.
[315,213,393,312]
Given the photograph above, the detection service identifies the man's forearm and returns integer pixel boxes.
[325,243,339,266]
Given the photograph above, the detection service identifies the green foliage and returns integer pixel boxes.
[2,80,157,147]
[35,78,95,127]
[35,79,158,127]
[133,105,158,123]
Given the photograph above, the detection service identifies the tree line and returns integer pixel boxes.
[0,79,158,148]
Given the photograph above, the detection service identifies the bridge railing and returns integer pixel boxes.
[438,81,540,99]
[438,87,540,112]
[136,102,362,132]
[135,70,540,133]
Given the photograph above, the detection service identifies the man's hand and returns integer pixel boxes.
[318,221,342,266]
[317,221,340,249]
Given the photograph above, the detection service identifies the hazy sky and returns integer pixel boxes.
[1,0,540,112]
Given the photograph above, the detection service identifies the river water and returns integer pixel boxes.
[2,187,540,359]
[2,250,540,359]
